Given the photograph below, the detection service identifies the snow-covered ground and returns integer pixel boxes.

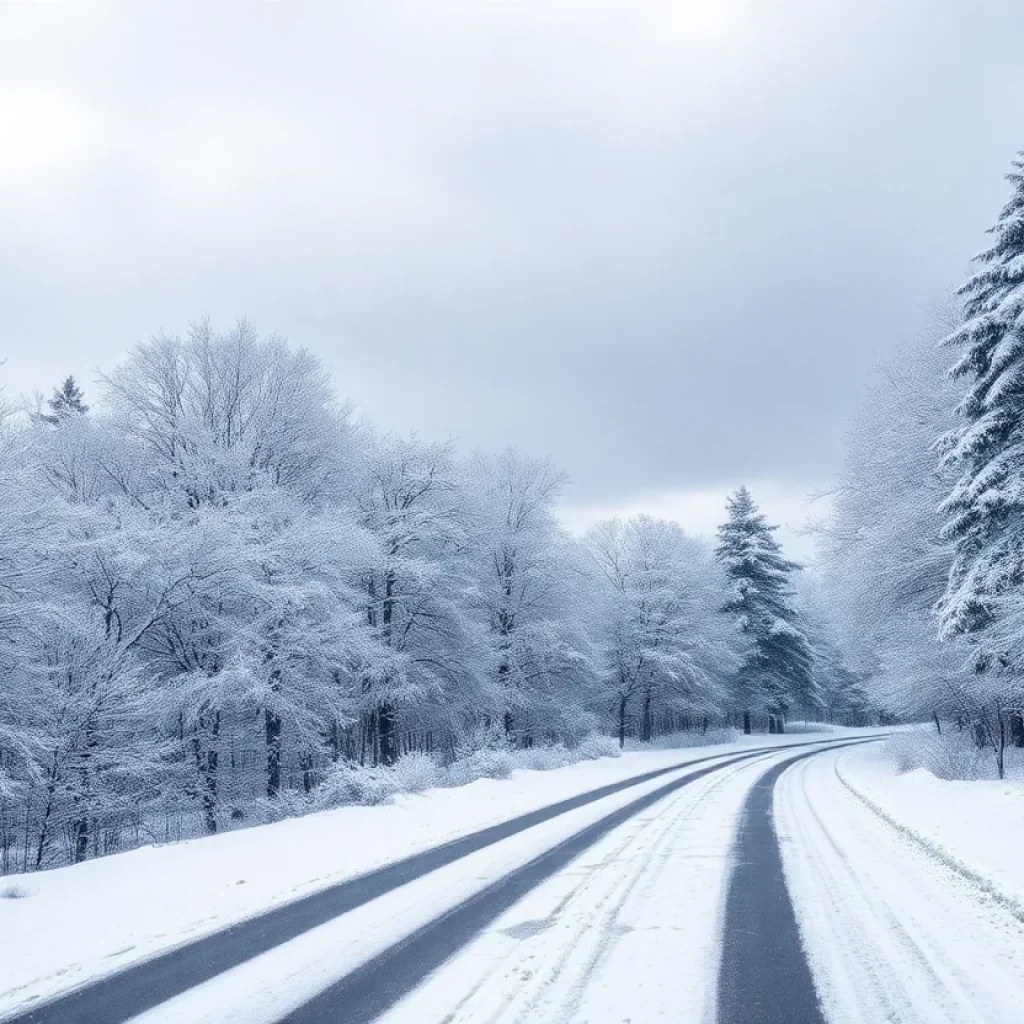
[0,730,870,1020]
[839,739,1024,909]
[778,742,1024,1024]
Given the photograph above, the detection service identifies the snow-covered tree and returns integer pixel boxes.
[352,433,489,765]
[39,375,89,425]
[587,516,736,746]
[715,487,815,733]
[938,153,1024,640]
[819,308,971,728]
[797,578,873,726]
[464,450,596,745]
[97,318,346,508]
[935,151,1024,754]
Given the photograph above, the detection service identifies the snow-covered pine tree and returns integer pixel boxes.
[41,376,89,425]
[938,150,1024,751]
[715,487,815,733]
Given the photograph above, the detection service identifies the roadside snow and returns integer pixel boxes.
[839,740,1024,909]
[0,729,874,1019]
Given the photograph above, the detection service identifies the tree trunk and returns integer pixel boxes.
[34,754,60,871]
[498,648,515,744]
[73,816,89,864]
[201,711,220,834]
[618,695,628,748]
[742,710,751,735]
[932,711,942,735]
[300,753,315,794]
[768,714,777,734]
[1009,712,1024,748]
[973,719,987,749]
[997,712,1006,781]
[378,701,398,766]
[640,691,653,743]
[264,646,284,796]
[265,708,282,798]
[72,723,97,864]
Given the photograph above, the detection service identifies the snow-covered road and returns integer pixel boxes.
[778,746,1024,1024]
[7,733,1024,1024]
[118,747,788,1024]
[372,748,768,1024]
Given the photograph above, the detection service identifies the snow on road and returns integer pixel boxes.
[2,732,872,1020]
[119,750,789,1024]
[777,745,1024,1024]
[372,751,781,1024]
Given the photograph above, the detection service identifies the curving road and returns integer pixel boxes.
[12,735,1021,1024]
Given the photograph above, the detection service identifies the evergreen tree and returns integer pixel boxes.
[938,151,1024,644]
[937,150,1024,751]
[715,487,815,732]
[41,376,89,425]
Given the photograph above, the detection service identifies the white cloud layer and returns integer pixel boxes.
[2,0,1022,508]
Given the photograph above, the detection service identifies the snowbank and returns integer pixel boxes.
[838,740,1024,909]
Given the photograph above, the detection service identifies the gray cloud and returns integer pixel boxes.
[2,0,1023,506]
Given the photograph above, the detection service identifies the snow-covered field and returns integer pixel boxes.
[778,742,1024,1024]
[0,730,868,1020]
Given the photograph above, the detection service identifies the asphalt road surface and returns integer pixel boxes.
[718,752,827,1024]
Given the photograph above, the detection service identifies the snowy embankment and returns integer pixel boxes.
[1,729,871,1018]
[837,738,1024,909]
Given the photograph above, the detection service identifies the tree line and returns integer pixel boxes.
[0,322,866,872]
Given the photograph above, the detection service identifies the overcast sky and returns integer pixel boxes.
[2,1,1023,558]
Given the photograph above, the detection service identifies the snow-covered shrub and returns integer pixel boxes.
[389,751,443,793]
[571,733,621,761]
[625,727,738,751]
[886,731,987,780]
[928,734,989,781]
[514,744,576,772]
[1,882,30,899]
[446,748,517,786]
[315,762,400,808]
[783,721,835,734]
[246,790,317,826]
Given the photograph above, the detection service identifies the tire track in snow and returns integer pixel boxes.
[477,755,766,1024]
[805,757,992,1012]
[781,757,928,1023]
[280,744,860,1024]
[776,747,1024,1024]
[716,748,841,1024]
